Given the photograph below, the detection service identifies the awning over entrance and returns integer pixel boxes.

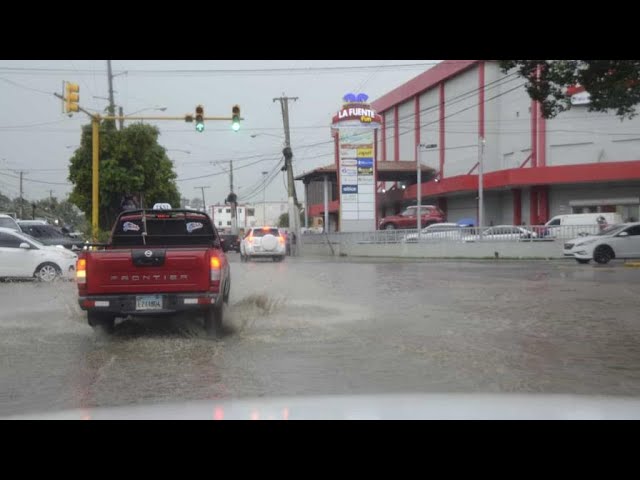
[295,160,436,184]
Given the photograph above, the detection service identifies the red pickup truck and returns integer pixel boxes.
[76,209,231,336]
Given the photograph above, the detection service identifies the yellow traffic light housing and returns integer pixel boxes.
[65,82,80,114]
[195,105,204,132]
[232,105,240,131]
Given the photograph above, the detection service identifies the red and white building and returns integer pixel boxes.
[301,60,640,229]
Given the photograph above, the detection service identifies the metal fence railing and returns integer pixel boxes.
[300,224,609,246]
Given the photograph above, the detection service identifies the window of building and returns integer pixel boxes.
[217,208,222,214]
[238,208,243,214]
[247,208,255,216]
[227,221,231,226]
[218,221,222,226]
[226,208,231,214]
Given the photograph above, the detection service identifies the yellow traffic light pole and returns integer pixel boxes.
[56,89,242,241]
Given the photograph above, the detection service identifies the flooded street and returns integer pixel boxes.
[2,256,640,417]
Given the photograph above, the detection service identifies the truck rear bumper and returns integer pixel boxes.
[78,292,220,316]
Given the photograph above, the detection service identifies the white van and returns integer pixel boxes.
[545,213,623,239]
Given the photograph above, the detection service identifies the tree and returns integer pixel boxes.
[499,60,640,119]
[277,211,305,228]
[68,122,180,231]
[189,197,203,210]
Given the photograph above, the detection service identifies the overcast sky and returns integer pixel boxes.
[0,60,439,206]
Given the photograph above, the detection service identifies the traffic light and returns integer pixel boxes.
[65,82,80,114]
[195,105,204,132]
[232,105,240,131]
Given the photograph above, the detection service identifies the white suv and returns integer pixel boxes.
[565,222,640,264]
[240,227,286,262]
[0,227,77,281]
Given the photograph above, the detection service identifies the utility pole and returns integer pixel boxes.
[478,136,485,231]
[118,106,124,130]
[229,160,239,234]
[106,60,116,116]
[273,95,300,243]
[262,171,268,225]
[194,186,210,212]
[19,171,24,219]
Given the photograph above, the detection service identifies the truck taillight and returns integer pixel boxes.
[278,236,285,245]
[76,258,86,284]
[210,256,221,283]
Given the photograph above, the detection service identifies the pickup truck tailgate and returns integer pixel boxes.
[85,248,211,295]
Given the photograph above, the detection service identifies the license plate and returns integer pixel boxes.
[136,295,163,311]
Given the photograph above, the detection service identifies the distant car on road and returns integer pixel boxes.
[240,227,286,262]
[564,222,640,264]
[220,233,240,253]
[0,227,77,282]
[0,214,21,232]
[17,222,84,250]
[378,205,445,230]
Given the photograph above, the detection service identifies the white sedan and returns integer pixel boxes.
[402,223,465,243]
[463,225,538,242]
[0,227,77,281]
[565,222,640,264]
[240,227,286,262]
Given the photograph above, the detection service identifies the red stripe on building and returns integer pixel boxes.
[439,82,445,178]
[372,60,479,113]
[414,95,420,160]
[394,105,399,162]
[478,61,485,139]
[381,113,387,162]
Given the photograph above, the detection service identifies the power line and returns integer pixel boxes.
[176,155,282,182]
[0,77,53,95]
[0,170,71,186]
[0,62,461,76]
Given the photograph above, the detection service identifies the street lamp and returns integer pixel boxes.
[166,149,191,155]
[125,106,167,116]
[250,132,284,140]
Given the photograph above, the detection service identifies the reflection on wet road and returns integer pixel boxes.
[2,257,640,416]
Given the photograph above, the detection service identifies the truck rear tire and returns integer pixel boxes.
[88,311,115,334]
[204,302,225,337]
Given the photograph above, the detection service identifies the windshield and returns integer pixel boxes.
[4,59,640,421]
[15,232,46,248]
[20,225,67,239]
[0,217,20,231]
[251,228,280,237]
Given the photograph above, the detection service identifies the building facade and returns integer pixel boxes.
[208,201,290,231]
[370,60,640,225]
[302,61,640,228]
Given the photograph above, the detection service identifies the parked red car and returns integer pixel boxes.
[378,205,446,230]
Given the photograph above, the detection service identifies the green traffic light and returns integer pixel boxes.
[231,121,240,132]
[196,122,205,132]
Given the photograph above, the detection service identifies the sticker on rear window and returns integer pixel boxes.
[186,222,203,233]
[123,221,140,232]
